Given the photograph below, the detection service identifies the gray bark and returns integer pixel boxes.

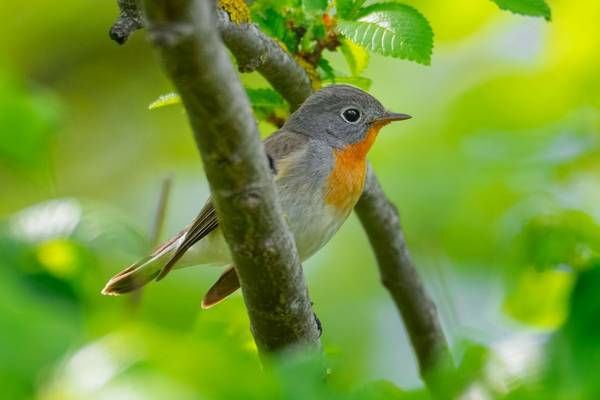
[110,0,143,44]
[140,0,320,354]
[217,11,312,110]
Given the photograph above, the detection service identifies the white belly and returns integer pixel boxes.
[179,197,346,268]
[279,187,346,261]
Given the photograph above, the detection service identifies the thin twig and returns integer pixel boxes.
[110,0,144,44]
[129,175,173,310]
[149,175,173,247]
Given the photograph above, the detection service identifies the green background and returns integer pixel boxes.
[1,0,599,398]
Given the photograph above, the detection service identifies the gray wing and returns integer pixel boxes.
[155,129,309,281]
[264,129,309,164]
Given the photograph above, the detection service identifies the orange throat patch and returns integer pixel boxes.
[325,121,388,212]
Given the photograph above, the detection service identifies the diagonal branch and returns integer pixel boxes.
[217,11,312,110]
[110,0,452,387]
[356,167,454,388]
[139,0,320,354]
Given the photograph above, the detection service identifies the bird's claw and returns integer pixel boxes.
[313,312,322,337]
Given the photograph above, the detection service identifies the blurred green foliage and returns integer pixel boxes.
[0,74,61,170]
[1,0,600,398]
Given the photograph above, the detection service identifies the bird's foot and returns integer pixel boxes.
[313,312,322,337]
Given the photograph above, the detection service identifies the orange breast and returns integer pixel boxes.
[325,121,387,212]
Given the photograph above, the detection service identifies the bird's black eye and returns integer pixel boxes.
[341,108,361,123]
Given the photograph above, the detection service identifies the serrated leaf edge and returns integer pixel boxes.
[337,2,434,65]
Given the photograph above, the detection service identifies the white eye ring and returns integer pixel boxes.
[341,107,361,124]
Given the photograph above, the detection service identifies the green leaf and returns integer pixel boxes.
[490,0,551,21]
[149,88,288,123]
[303,0,328,15]
[336,0,366,19]
[246,88,288,121]
[337,3,434,65]
[245,88,285,108]
[543,263,600,398]
[318,58,336,80]
[148,92,181,110]
[455,343,490,389]
[503,268,574,329]
[320,56,372,90]
[311,19,327,40]
[516,210,600,270]
[252,7,287,43]
[0,76,61,169]
[340,38,370,76]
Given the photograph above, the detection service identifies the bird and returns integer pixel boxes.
[101,84,411,308]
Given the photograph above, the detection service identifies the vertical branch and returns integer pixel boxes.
[140,0,320,354]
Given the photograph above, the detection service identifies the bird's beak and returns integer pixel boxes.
[375,111,412,124]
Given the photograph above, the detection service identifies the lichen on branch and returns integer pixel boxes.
[218,0,251,24]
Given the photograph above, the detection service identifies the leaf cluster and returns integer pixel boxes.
[151,0,551,125]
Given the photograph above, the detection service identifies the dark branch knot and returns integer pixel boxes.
[109,0,143,44]
[110,16,143,44]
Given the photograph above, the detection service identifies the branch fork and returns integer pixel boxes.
[110,0,453,389]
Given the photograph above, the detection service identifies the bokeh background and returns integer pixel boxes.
[2,0,600,398]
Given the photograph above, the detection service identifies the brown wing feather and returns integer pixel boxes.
[155,200,219,280]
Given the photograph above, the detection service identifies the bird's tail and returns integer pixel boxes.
[101,228,240,306]
[101,232,183,296]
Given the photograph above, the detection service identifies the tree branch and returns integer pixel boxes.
[140,0,320,354]
[217,11,312,110]
[110,0,144,44]
[109,2,311,109]
[355,167,454,388]
[110,0,452,386]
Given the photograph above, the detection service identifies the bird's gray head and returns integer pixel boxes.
[283,84,410,148]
